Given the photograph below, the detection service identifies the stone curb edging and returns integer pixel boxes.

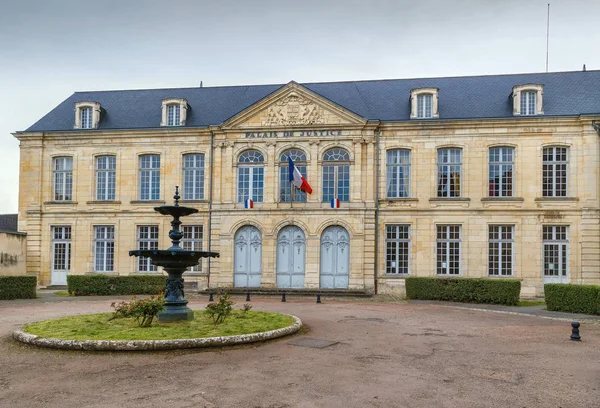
[12,315,302,351]
[440,305,600,324]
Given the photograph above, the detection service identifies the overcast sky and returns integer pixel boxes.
[1,0,598,213]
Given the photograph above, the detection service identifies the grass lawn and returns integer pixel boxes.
[53,291,71,297]
[23,310,295,341]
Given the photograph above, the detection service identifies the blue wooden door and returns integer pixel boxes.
[320,226,350,289]
[234,226,262,287]
[276,226,306,288]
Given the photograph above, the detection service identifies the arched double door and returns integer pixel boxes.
[320,226,350,289]
[276,226,306,288]
[234,225,262,287]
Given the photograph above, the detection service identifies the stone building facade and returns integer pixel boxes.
[13,71,600,296]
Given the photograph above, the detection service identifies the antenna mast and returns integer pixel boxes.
[546,3,550,73]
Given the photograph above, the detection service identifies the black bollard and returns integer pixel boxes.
[208,292,214,302]
[282,292,286,302]
[570,321,581,341]
[316,293,321,304]
[246,291,251,302]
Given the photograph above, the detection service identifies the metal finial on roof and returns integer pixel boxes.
[174,186,180,206]
[583,64,586,72]
[200,81,203,88]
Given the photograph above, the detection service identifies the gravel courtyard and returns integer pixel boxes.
[1,296,599,408]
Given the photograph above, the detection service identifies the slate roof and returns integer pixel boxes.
[24,70,600,132]
[0,214,18,233]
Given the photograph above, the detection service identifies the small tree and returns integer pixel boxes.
[110,293,165,327]
[205,292,234,325]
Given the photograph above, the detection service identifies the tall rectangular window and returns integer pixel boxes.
[543,226,568,279]
[167,105,180,126]
[322,148,350,202]
[280,149,308,203]
[386,225,410,274]
[94,226,115,272]
[183,154,205,200]
[182,225,203,272]
[417,94,432,118]
[543,147,568,197]
[520,91,537,115]
[53,157,73,201]
[437,148,462,197]
[139,155,161,200]
[96,155,116,201]
[80,107,93,129]
[52,226,71,272]
[237,150,264,203]
[137,226,158,272]
[436,225,461,275]
[489,147,514,197]
[488,225,514,276]
[386,149,411,198]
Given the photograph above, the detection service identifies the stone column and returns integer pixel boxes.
[266,141,276,203]
[308,141,320,202]
[366,140,375,203]
[224,142,234,203]
[213,142,222,204]
[352,140,362,202]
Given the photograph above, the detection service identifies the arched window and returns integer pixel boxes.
[182,153,205,200]
[437,148,462,198]
[322,148,350,202]
[488,147,514,197]
[237,150,264,203]
[280,149,308,202]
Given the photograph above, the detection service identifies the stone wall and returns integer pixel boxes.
[0,232,27,276]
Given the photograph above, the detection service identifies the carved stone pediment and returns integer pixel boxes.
[262,92,325,126]
[222,82,366,129]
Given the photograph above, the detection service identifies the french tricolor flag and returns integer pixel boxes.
[288,157,312,194]
[244,198,253,209]
[330,198,340,209]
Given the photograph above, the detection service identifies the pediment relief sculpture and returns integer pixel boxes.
[261,93,325,126]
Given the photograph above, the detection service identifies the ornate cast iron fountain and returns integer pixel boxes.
[129,187,219,322]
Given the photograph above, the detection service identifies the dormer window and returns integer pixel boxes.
[512,84,543,116]
[167,105,180,126]
[74,102,101,129]
[410,88,439,119]
[161,98,188,127]
[80,107,93,129]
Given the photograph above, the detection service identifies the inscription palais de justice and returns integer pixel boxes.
[245,129,343,138]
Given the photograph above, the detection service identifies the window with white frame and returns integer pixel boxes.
[488,225,514,276]
[237,150,264,203]
[80,107,93,129]
[94,226,115,272]
[543,226,569,278]
[520,91,537,116]
[182,154,205,200]
[417,94,433,118]
[386,149,411,198]
[182,225,203,272]
[436,225,461,275]
[386,225,410,274]
[489,147,514,197]
[139,155,161,200]
[52,226,71,272]
[96,155,116,201]
[137,226,158,272]
[280,149,308,202]
[53,157,73,201]
[410,88,439,119]
[322,148,350,202]
[542,147,568,197]
[167,104,181,126]
[437,148,462,198]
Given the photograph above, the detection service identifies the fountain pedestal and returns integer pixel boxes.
[129,187,220,322]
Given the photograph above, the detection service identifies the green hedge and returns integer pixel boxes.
[405,277,521,306]
[67,275,166,296]
[545,284,600,315]
[0,276,37,300]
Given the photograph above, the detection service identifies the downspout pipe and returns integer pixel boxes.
[207,129,214,289]
[374,125,381,295]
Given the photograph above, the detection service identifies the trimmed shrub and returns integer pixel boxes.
[67,275,166,296]
[0,276,37,300]
[405,277,521,306]
[545,284,600,315]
